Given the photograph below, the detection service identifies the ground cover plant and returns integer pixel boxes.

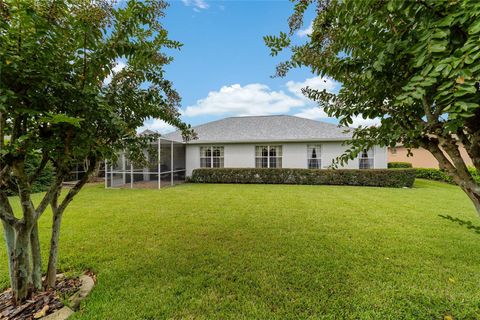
[1,180,479,319]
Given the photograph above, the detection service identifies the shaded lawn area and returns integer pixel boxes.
[1,180,480,319]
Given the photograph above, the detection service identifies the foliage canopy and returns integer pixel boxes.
[265,0,480,214]
[0,0,192,303]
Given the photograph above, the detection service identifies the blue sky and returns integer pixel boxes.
[140,0,373,133]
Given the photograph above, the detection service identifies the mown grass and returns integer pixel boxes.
[1,180,480,319]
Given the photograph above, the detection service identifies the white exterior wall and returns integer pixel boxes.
[373,145,388,169]
[185,145,201,176]
[185,142,387,176]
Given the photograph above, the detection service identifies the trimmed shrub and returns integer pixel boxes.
[412,167,480,185]
[414,168,454,184]
[190,168,416,188]
[388,162,412,169]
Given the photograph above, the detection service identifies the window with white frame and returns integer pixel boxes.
[255,145,282,168]
[359,148,374,169]
[200,146,224,168]
[307,144,321,169]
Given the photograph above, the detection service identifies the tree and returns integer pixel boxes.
[0,0,192,304]
[265,0,480,215]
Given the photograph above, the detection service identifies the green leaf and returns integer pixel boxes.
[40,113,83,127]
[455,101,479,111]
[431,28,449,39]
[414,54,426,68]
[436,15,455,27]
[429,42,448,53]
[468,19,480,34]
[454,84,477,97]
[442,64,452,77]
[421,64,433,76]
[437,81,453,91]
[434,64,447,72]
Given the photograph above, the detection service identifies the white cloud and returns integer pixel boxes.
[183,83,305,117]
[286,76,339,99]
[350,116,381,128]
[297,20,313,37]
[289,76,339,121]
[139,119,176,134]
[104,61,127,85]
[295,107,380,128]
[181,0,209,10]
[294,107,328,120]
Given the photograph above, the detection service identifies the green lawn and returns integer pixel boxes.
[1,180,480,319]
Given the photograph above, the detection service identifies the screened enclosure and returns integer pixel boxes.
[65,162,106,183]
[105,138,186,189]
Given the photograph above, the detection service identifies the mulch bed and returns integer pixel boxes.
[0,277,82,320]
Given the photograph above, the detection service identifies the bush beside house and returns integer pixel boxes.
[190,168,416,188]
[413,167,480,185]
[388,162,413,168]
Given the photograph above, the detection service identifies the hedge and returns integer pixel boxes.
[414,168,454,184]
[190,168,416,188]
[413,167,480,185]
[388,162,413,169]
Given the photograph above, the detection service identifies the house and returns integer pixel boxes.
[388,144,473,168]
[105,115,388,188]
[163,115,388,176]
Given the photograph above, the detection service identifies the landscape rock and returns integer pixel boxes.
[69,275,95,310]
[42,307,74,320]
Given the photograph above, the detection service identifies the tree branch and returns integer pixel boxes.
[439,136,474,185]
[12,161,36,227]
[422,95,437,126]
[28,151,49,185]
[0,164,11,187]
[34,175,64,221]
[456,129,480,172]
[0,191,19,227]
[57,158,98,214]
[420,137,460,182]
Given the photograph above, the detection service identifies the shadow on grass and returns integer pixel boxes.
[439,214,480,234]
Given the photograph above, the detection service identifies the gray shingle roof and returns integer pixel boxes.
[139,129,157,136]
[164,115,352,144]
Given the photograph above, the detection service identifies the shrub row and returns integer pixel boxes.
[388,162,413,168]
[414,168,454,184]
[190,168,416,188]
[413,167,480,185]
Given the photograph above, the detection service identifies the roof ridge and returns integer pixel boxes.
[225,114,289,119]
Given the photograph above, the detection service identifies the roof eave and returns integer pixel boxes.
[184,137,351,144]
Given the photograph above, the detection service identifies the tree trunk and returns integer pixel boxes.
[461,182,480,215]
[13,224,32,304]
[30,223,42,290]
[46,209,63,288]
[2,221,15,287]
[422,138,480,216]
[88,165,100,183]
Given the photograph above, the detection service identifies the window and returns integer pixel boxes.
[255,145,282,168]
[391,147,397,155]
[307,145,321,169]
[200,146,224,168]
[359,148,374,169]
